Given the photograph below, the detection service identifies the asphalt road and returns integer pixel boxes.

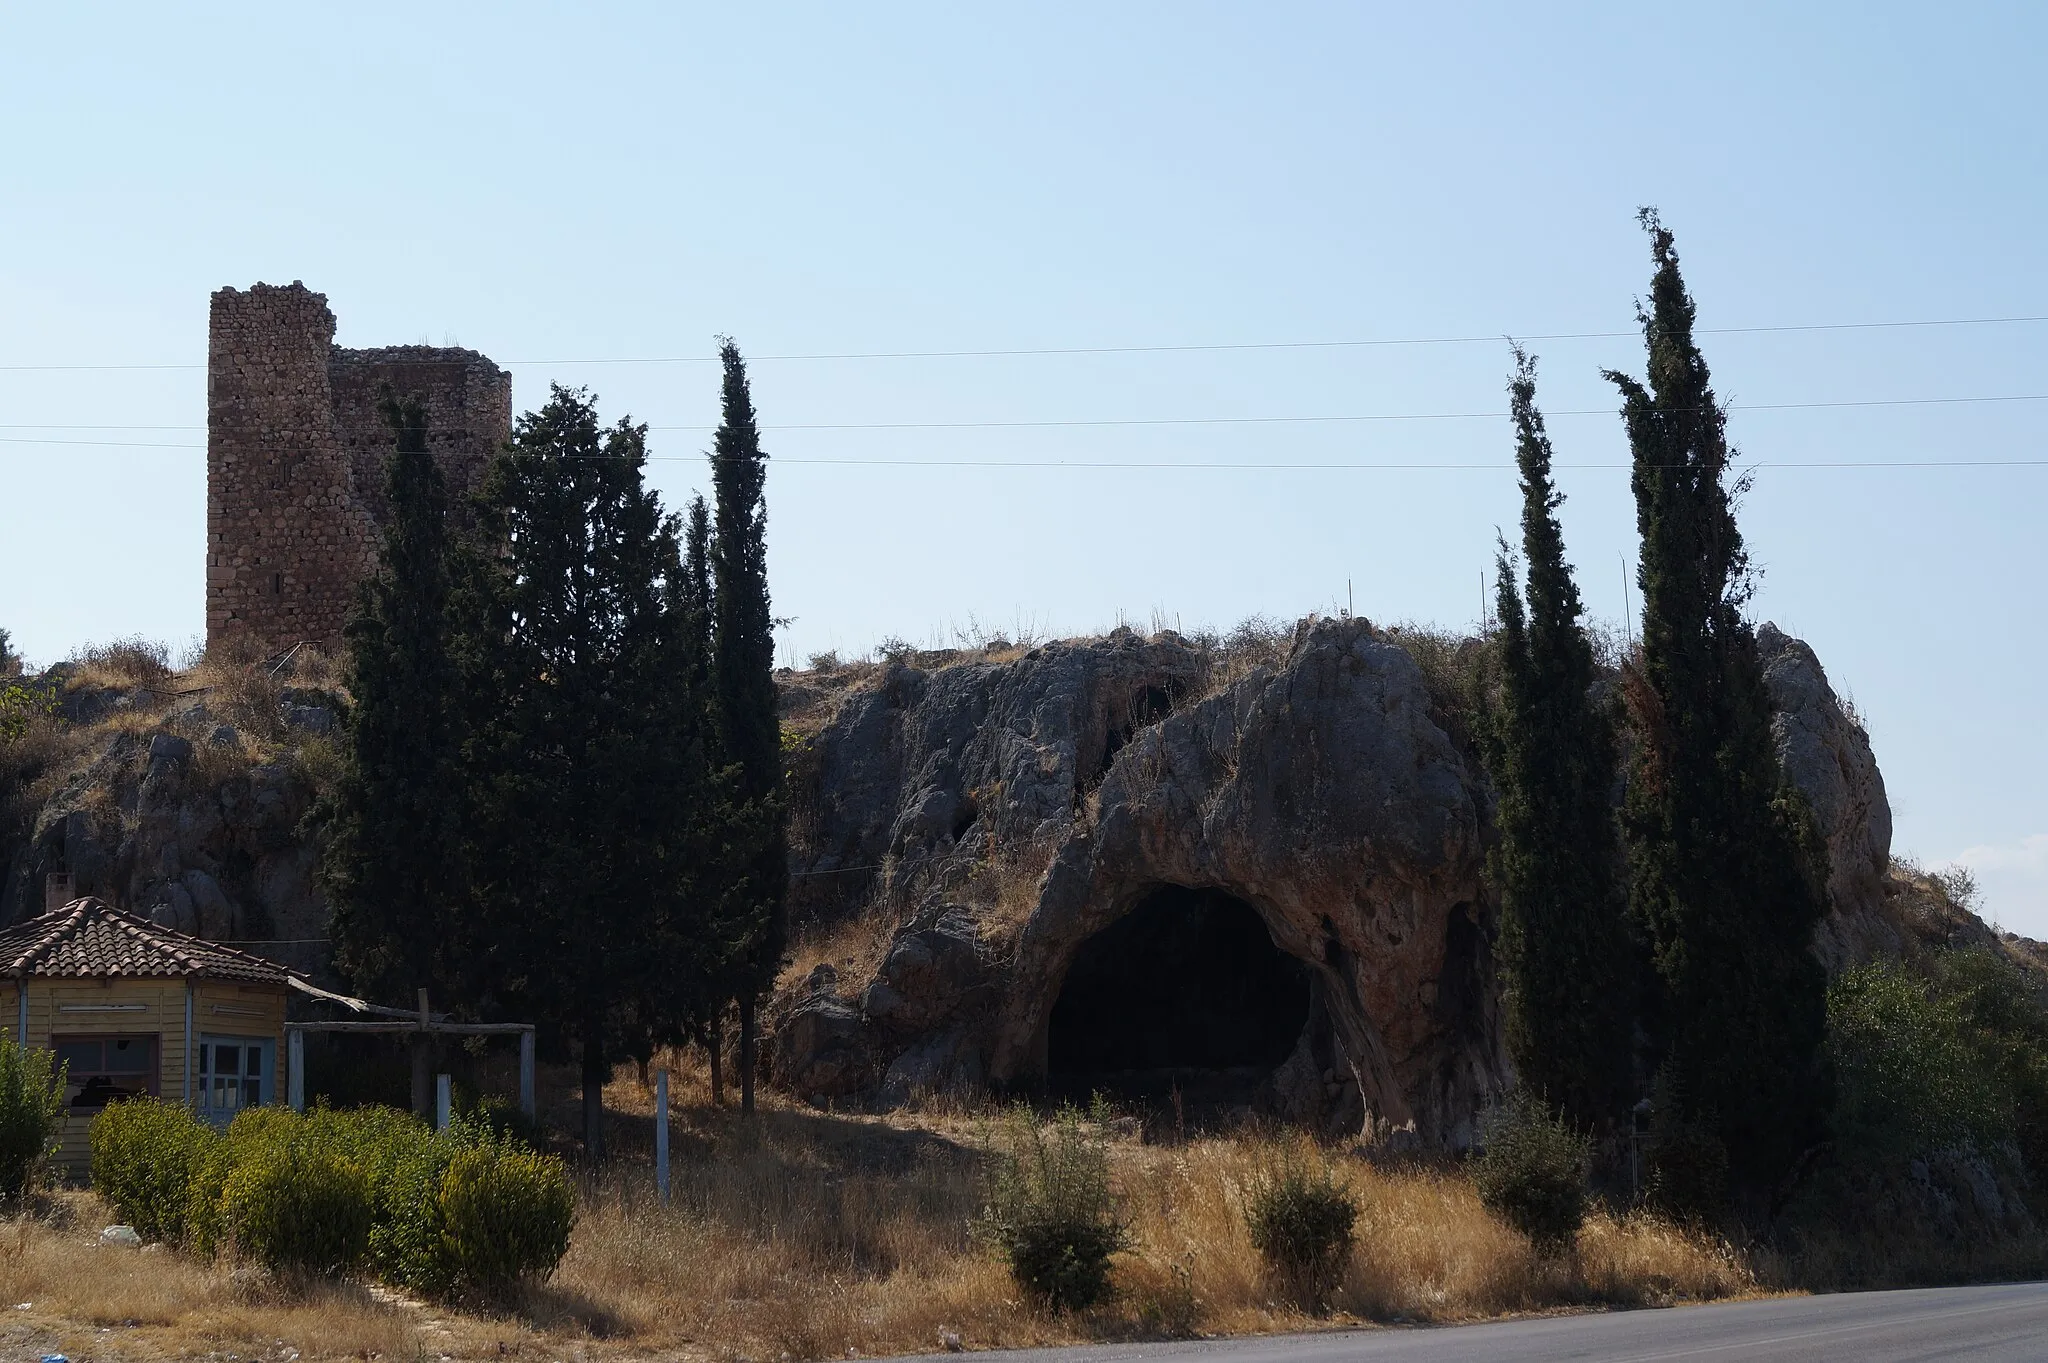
[982,1283,2048,1363]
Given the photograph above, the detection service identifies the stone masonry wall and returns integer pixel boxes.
[329,346,512,532]
[205,283,510,653]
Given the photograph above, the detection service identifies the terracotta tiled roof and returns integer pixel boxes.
[0,898,290,985]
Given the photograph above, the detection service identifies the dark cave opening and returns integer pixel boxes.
[1047,885,1312,1104]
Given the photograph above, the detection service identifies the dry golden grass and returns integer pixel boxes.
[0,1194,429,1362]
[539,1068,1755,1362]
[12,1067,1760,1362]
[70,637,176,691]
[781,900,902,997]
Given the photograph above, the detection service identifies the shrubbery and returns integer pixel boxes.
[1827,957,2012,1165]
[88,1098,214,1241]
[438,1141,578,1299]
[90,1100,575,1295]
[1244,1151,1358,1311]
[978,1102,1130,1311]
[1471,1092,1588,1254]
[220,1124,374,1273]
[0,1029,63,1201]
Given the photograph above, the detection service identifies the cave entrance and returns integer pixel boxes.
[1047,885,1311,1106]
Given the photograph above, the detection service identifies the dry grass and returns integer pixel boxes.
[781,899,902,996]
[541,1068,1755,1362]
[71,637,176,691]
[0,1080,1775,1362]
[956,839,1060,945]
[0,1194,429,1362]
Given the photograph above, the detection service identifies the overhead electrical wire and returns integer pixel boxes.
[3,311,2047,372]
[5,389,2048,445]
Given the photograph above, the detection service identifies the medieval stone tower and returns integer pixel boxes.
[205,282,512,651]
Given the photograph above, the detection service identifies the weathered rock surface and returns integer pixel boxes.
[774,619,1507,1143]
[771,618,1902,1148]
[0,684,331,973]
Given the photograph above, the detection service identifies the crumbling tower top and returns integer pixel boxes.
[205,282,510,653]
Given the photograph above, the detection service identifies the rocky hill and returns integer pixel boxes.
[768,616,2003,1146]
[0,621,2018,1147]
[0,642,343,978]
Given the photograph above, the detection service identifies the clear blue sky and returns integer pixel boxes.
[4,4,2045,929]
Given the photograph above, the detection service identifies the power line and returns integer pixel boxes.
[4,311,2047,372]
[0,433,2040,471]
[6,390,2048,442]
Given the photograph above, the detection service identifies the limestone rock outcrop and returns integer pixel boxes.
[775,619,1507,1143]
[771,617,1900,1148]
[1756,624,1900,971]
[0,682,332,975]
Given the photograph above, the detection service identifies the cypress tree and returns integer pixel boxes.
[707,340,787,1117]
[325,392,465,1015]
[1605,212,1829,1195]
[461,385,694,1159]
[678,494,730,1104]
[1490,349,1633,1135]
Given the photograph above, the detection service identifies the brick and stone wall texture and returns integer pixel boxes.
[206,283,510,653]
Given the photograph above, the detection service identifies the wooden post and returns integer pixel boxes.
[288,1028,305,1112]
[411,988,432,1120]
[654,1069,670,1205]
[435,1073,452,1132]
[518,1027,536,1120]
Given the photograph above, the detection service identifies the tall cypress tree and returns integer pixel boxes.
[708,340,787,1117]
[1605,213,1828,1194]
[1490,349,1632,1135]
[678,494,731,1104]
[461,385,693,1159]
[326,392,465,1019]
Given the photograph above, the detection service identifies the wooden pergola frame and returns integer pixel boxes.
[283,984,536,1118]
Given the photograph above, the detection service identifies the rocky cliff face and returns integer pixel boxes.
[0,669,338,976]
[772,618,1901,1148]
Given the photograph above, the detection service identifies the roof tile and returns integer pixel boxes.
[0,898,290,984]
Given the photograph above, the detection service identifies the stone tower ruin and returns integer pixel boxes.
[206,282,511,652]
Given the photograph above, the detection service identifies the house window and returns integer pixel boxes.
[54,1035,159,1111]
[197,1035,273,1121]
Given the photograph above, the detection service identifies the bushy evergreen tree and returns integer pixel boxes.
[326,393,467,1013]
[707,341,788,1116]
[1489,349,1633,1134]
[1605,212,1829,1195]
[460,386,706,1158]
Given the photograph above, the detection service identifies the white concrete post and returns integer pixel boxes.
[435,1073,452,1132]
[518,1028,536,1119]
[655,1069,670,1204]
[287,1028,305,1112]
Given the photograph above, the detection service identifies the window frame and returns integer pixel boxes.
[195,1033,275,1122]
[52,1032,161,1112]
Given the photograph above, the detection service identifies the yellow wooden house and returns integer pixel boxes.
[0,897,291,1177]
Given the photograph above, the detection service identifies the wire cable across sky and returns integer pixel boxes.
[4,311,2047,372]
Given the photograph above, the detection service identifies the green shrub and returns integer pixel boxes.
[1244,1152,1358,1311]
[89,1099,216,1242]
[437,1137,576,1298]
[218,1116,373,1274]
[0,1029,63,1201]
[186,1105,299,1257]
[330,1109,458,1293]
[1828,958,2011,1163]
[98,1099,569,1296]
[1471,1092,1588,1255]
[978,1102,1131,1312]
